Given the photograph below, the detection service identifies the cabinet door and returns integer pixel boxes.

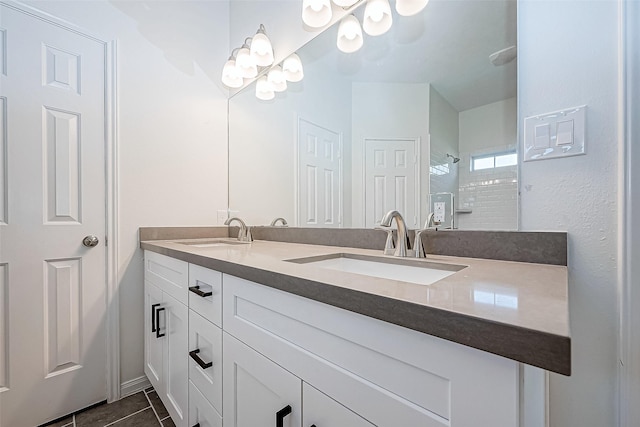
[189,310,223,414]
[302,383,375,427]
[189,381,223,427]
[162,293,189,427]
[144,281,164,393]
[223,333,301,427]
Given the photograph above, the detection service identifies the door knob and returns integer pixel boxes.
[82,235,99,247]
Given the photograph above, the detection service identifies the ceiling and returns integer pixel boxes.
[300,0,517,112]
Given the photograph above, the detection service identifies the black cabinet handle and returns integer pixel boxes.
[189,285,212,298]
[192,424,200,427]
[276,405,292,427]
[151,303,160,332]
[155,307,165,338]
[189,349,213,369]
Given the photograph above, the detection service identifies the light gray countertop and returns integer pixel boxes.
[141,238,571,375]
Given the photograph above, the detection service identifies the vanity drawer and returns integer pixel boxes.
[188,310,222,414]
[189,380,222,427]
[188,264,222,327]
[144,250,188,305]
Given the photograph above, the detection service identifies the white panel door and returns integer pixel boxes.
[298,119,342,228]
[364,138,419,228]
[223,333,301,427]
[0,5,107,426]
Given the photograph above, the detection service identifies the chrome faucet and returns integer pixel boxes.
[270,217,288,226]
[224,217,253,242]
[380,210,409,257]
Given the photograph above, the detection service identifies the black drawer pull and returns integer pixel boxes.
[151,303,160,332]
[189,349,213,369]
[189,285,213,298]
[192,424,200,427]
[276,405,292,427]
[155,307,165,338]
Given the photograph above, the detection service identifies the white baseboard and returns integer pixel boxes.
[120,376,151,398]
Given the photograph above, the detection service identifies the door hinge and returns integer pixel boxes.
[105,236,108,247]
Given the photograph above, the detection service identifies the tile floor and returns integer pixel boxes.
[43,388,174,427]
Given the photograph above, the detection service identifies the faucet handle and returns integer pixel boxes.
[375,225,395,256]
[244,226,253,242]
[413,229,428,258]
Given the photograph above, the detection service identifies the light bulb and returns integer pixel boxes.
[282,53,304,82]
[235,46,257,79]
[256,76,275,100]
[337,15,363,53]
[268,65,287,92]
[395,0,429,16]
[250,26,274,67]
[363,0,392,36]
[302,0,332,28]
[221,58,243,88]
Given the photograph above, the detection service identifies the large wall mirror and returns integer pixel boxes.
[229,0,517,230]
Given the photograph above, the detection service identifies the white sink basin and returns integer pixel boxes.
[178,239,249,248]
[287,253,466,286]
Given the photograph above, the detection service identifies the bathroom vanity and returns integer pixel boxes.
[141,230,570,427]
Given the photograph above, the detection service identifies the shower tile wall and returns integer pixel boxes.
[456,145,518,230]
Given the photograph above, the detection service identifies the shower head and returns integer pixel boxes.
[447,153,460,164]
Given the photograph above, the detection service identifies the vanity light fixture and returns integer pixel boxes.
[337,14,364,53]
[282,53,304,82]
[256,75,276,100]
[395,0,429,17]
[267,65,288,92]
[250,24,275,67]
[302,0,333,28]
[362,0,393,36]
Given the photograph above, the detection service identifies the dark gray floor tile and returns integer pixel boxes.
[42,416,73,427]
[76,392,150,426]
[108,408,160,427]
[161,417,176,427]
[146,391,169,420]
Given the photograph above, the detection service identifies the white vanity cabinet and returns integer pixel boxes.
[144,250,521,427]
[223,274,520,427]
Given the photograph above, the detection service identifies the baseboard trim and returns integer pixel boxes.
[120,376,151,398]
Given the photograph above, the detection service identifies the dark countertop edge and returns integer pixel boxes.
[141,242,571,376]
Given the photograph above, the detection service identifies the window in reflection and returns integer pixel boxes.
[473,289,518,309]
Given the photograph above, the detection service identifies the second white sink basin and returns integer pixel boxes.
[287,253,466,286]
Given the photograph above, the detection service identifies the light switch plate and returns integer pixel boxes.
[523,105,586,162]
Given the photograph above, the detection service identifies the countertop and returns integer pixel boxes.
[141,238,571,375]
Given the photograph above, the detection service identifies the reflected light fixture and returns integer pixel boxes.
[395,0,429,17]
[221,50,243,88]
[362,0,393,36]
[302,0,332,28]
[337,14,363,53]
[267,65,288,92]
[256,76,275,100]
[282,53,304,82]
[250,24,275,67]
[235,41,258,79]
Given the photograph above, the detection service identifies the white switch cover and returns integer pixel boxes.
[434,202,446,223]
[524,105,586,162]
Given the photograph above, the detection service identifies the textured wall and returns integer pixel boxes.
[518,1,620,426]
